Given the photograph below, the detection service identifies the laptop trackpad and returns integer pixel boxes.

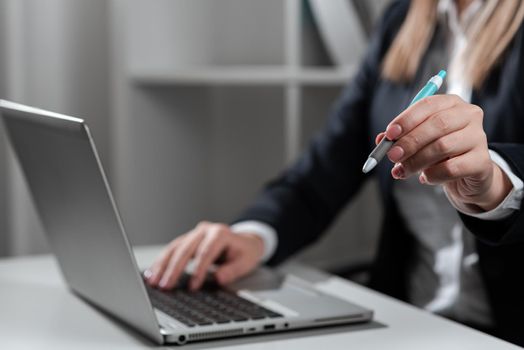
[230,269,358,319]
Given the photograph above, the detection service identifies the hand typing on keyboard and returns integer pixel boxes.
[144,222,265,291]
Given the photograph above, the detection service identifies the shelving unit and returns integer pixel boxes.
[110,0,382,269]
[125,0,358,162]
[130,64,356,167]
[131,66,356,87]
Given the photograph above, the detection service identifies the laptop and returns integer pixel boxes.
[0,99,373,345]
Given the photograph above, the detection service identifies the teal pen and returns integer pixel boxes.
[362,70,447,173]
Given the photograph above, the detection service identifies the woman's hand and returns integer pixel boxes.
[145,222,265,291]
[376,94,512,212]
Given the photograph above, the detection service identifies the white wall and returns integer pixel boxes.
[109,0,382,270]
[0,1,383,272]
[0,0,110,255]
[0,0,8,256]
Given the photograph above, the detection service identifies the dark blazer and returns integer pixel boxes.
[235,0,524,345]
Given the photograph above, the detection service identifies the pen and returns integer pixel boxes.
[362,70,447,173]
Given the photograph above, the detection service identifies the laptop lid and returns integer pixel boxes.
[0,100,163,344]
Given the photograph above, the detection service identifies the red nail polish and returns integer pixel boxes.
[419,172,427,184]
[392,164,405,179]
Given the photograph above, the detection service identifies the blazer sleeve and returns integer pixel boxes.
[460,143,524,245]
[233,1,409,265]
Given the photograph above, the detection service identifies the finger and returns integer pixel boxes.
[147,241,179,286]
[400,126,476,177]
[422,150,484,184]
[375,132,386,145]
[385,94,462,141]
[189,226,230,291]
[214,256,253,286]
[387,105,471,164]
[159,229,205,290]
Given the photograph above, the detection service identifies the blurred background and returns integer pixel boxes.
[0,0,390,274]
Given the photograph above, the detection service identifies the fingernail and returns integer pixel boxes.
[216,272,228,285]
[159,279,168,289]
[387,146,404,162]
[419,172,428,184]
[143,269,153,280]
[190,279,199,291]
[375,132,385,145]
[386,124,402,140]
[392,163,405,179]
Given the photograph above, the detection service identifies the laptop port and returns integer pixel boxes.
[263,324,276,330]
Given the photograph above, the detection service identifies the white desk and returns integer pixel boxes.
[0,246,520,349]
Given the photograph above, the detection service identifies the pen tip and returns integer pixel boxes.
[438,70,447,79]
[362,158,378,173]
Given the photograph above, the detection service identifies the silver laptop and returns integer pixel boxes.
[0,99,373,345]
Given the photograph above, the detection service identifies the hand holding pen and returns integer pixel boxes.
[363,70,513,212]
[363,70,447,173]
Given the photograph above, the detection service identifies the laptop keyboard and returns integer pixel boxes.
[146,284,283,327]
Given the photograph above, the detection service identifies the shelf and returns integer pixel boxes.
[130,65,356,86]
[297,66,356,85]
[131,66,288,85]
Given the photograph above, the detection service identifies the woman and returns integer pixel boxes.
[146,0,524,345]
